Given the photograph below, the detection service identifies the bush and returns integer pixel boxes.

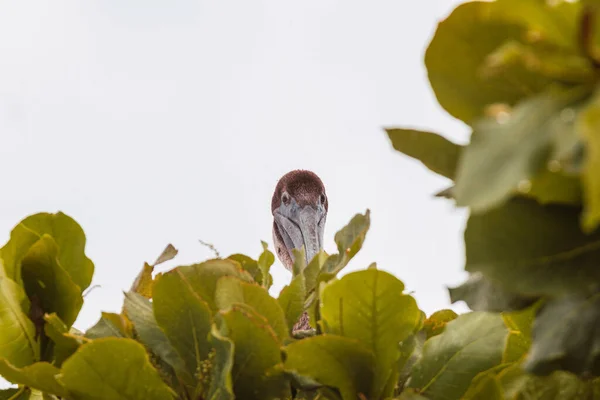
[2,0,600,399]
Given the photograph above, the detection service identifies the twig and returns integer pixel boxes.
[198,239,221,258]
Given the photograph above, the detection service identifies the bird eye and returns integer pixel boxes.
[282,192,291,205]
[320,193,326,204]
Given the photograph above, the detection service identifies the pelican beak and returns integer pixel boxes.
[274,201,325,266]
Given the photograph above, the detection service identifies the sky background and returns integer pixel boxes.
[0,0,469,345]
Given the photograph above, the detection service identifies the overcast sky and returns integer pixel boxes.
[0,0,469,340]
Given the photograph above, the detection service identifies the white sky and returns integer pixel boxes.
[0,0,470,345]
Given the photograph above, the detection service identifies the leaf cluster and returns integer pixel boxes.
[387,0,600,393]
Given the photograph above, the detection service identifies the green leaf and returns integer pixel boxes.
[0,389,20,400]
[20,236,83,327]
[422,310,458,339]
[60,338,176,400]
[43,313,83,366]
[454,87,589,213]
[123,292,187,378]
[84,312,133,339]
[205,325,234,400]
[0,277,38,368]
[425,1,549,124]
[215,276,288,340]
[385,129,462,179]
[278,273,306,333]
[152,271,213,382]
[0,360,68,398]
[319,211,370,282]
[218,306,290,400]
[226,254,264,285]
[283,335,375,400]
[577,93,600,232]
[129,263,155,299]
[167,260,252,311]
[258,242,275,289]
[408,312,508,399]
[320,269,420,399]
[0,212,94,290]
[449,272,538,312]
[461,369,504,400]
[464,197,600,296]
[502,304,538,364]
[523,293,600,375]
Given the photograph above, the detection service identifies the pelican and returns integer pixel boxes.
[271,170,328,331]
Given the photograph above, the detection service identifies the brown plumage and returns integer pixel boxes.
[271,170,328,331]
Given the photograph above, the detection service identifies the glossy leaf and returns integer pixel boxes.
[0,361,67,398]
[320,269,420,399]
[20,236,83,327]
[464,197,600,296]
[0,277,38,368]
[0,212,94,290]
[218,306,290,400]
[449,272,538,312]
[283,335,375,400]
[215,276,288,340]
[408,312,508,399]
[152,271,213,382]
[523,293,600,375]
[386,128,461,179]
[454,87,588,213]
[60,338,176,400]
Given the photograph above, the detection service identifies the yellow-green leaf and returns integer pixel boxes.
[0,360,68,398]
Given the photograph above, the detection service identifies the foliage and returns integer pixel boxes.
[3,0,600,399]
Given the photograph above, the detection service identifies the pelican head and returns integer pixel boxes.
[271,170,328,271]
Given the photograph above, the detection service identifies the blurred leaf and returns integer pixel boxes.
[422,309,458,339]
[502,304,538,364]
[168,259,252,311]
[525,169,582,206]
[465,197,600,296]
[283,335,375,400]
[218,306,290,400]
[408,312,508,399]
[0,212,94,290]
[20,236,82,327]
[320,269,420,399]
[493,0,581,51]
[258,242,275,290]
[386,128,461,179]
[85,312,133,339]
[461,369,504,400]
[278,273,306,333]
[152,271,213,383]
[0,389,20,399]
[449,272,538,312]
[216,276,288,340]
[0,277,39,367]
[577,93,600,232]
[60,338,176,400]
[43,313,84,366]
[206,325,234,400]
[123,292,187,378]
[0,360,67,398]
[425,1,549,124]
[523,293,600,375]
[226,254,264,285]
[130,263,154,299]
[454,87,588,213]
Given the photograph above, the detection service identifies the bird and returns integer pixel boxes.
[271,169,328,332]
